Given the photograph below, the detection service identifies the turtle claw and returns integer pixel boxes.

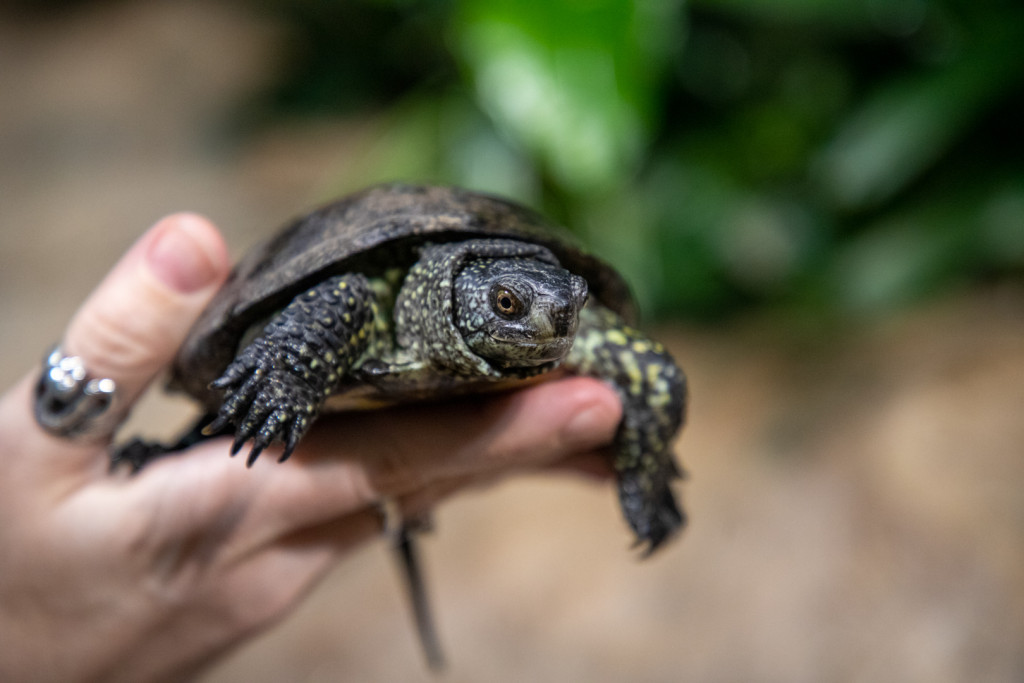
[204,274,373,467]
[210,339,275,391]
[111,438,168,473]
[246,443,265,468]
[618,465,686,556]
[279,428,301,463]
[202,414,230,437]
[211,361,320,466]
[209,373,236,391]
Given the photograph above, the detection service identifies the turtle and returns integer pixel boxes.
[117,183,688,665]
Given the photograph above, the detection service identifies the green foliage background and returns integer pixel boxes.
[209,0,1024,319]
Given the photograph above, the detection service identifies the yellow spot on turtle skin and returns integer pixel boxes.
[606,330,628,346]
[358,328,367,339]
[339,282,348,289]
[324,351,335,362]
[310,359,320,370]
[342,313,352,324]
[277,413,288,423]
[632,340,651,354]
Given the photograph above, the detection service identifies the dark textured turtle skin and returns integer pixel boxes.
[155,183,688,553]
[173,184,635,404]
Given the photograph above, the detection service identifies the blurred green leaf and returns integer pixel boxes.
[825,173,1024,313]
[325,93,541,204]
[690,0,926,33]
[250,0,1024,322]
[979,181,1024,269]
[816,8,1024,210]
[454,0,683,193]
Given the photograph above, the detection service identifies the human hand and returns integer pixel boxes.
[0,214,621,682]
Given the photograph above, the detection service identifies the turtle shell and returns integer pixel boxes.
[172,183,636,401]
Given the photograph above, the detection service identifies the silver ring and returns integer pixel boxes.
[33,344,122,441]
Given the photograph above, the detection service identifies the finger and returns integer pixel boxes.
[548,451,616,481]
[192,506,383,642]
[122,377,620,559]
[239,378,621,533]
[17,213,230,474]
[337,376,622,490]
[64,213,229,405]
[238,448,612,576]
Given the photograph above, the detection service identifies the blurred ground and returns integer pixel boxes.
[1,3,1022,682]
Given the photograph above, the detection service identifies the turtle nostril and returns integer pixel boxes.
[572,275,589,308]
[553,310,576,337]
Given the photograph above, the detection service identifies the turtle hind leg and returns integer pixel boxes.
[207,273,379,465]
[618,458,686,555]
[615,410,688,554]
[110,413,222,473]
[567,302,688,554]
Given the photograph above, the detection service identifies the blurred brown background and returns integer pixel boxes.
[1,2,1022,681]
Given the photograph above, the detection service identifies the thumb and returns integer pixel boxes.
[64,213,229,406]
[6,213,230,480]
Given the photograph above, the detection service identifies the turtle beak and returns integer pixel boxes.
[544,274,585,338]
[523,298,579,358]
[572,274,589,309]
[549,304,578,339]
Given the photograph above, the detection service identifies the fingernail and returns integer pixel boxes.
[562,401,619,452]
[145,216,222,293]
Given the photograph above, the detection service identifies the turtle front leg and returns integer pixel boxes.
[566,302,688,554]
[206,274,378,466]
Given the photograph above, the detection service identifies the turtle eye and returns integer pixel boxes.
[492,286,525,318]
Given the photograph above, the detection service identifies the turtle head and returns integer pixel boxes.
[454,256,588,368]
